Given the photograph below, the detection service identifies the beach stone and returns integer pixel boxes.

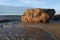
[21,8,56,23]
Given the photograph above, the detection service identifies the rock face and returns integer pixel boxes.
[21,8,56,23]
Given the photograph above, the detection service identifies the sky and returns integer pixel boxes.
[0,0,60,14]
[0,0,60,10]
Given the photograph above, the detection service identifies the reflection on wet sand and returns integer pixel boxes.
[0,26,57,40]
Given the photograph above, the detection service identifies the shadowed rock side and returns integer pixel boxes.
[0,27,57,40]
[51,14,60,20]
[21,8,55,23]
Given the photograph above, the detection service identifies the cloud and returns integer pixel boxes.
[0,0,46,7]
[20,0,46,5]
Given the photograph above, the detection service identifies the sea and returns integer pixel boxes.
[0,15,21,27]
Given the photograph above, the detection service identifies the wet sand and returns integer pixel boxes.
[43,22,60,40]
[18,22,60,40]
[0,27,57,40]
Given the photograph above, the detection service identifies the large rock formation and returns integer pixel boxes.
[21,8,56,23]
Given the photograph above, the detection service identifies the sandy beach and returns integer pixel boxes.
[43,22,60,40]
[0,15,60,40]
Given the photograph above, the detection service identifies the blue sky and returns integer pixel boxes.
[0,0,60,10]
